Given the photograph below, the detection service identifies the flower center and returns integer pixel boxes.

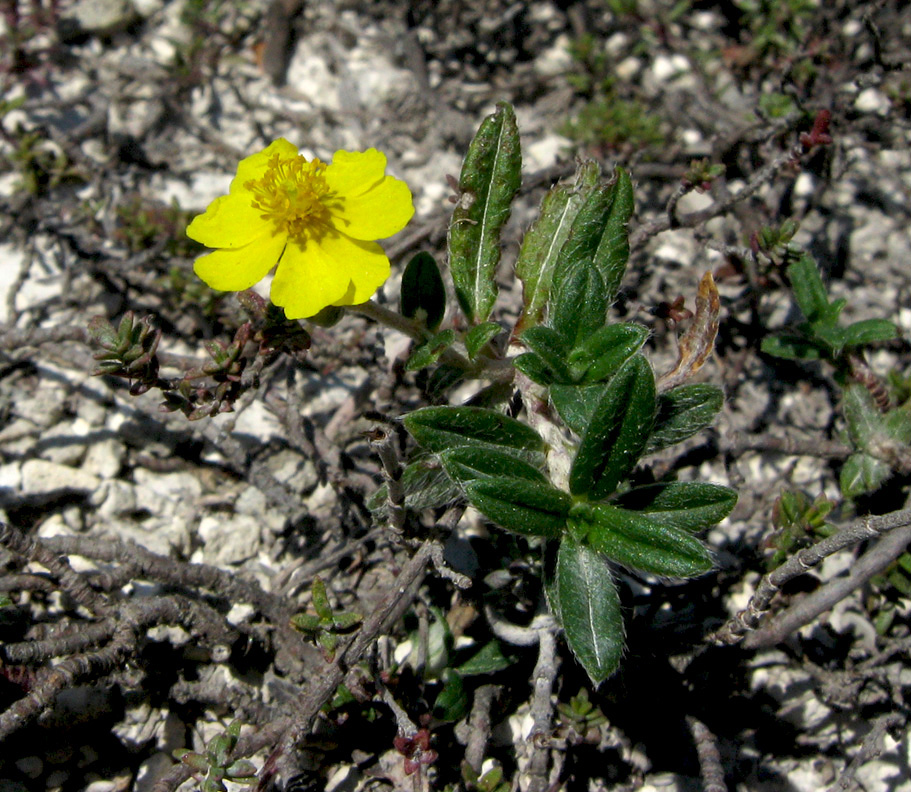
[245,153,333,243]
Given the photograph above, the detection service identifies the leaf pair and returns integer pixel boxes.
[545,480,735,684]
[403,407,569,538]
[516,160,634,333]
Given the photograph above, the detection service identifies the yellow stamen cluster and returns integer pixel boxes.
[245,154,331,242]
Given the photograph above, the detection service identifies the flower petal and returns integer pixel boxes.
[270,231,391,319]
[186,193,267,249]
[194,229,286,292]
[325,149,414,240]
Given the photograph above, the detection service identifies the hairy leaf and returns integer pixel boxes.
[644,384,724,454]
[570,355,657,500]
[405,329,456,371]
[550,258,608,351]
[555,167,634,304]
[519,325,576,383]
[840,452,892,499]
[761,333,822,360]
[841,318,900,348]
[611,482,737,532]
[548,535,624,684]
[464,478,570,537]
[787,253,834,325]
[401,251,446,331]
[843,383,885,449]
[571,502,713,577]
[465,321,502,360]
[550,383,608,435]
[570,323,649,383]
[593,166,634,303]
[516,160,601,331]
[449,102,522,323]
[440,446,547,485]
[404,406,547,461]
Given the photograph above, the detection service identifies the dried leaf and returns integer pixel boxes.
[657,272,720,392]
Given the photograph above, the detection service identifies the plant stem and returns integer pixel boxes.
[351,300,426,342]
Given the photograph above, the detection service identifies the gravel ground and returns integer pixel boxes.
[1,1,911,791]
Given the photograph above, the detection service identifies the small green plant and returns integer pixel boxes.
[752,219,800,260]
[562,93,666,154]
[767,489,835,570]
[290,577,362,660]
[761,252,898,373]
[733,0,818,62]
[758,91,799,119]
[115,196,202,257]
[561,36,665,154]
[90,102,737,687]
[762,252,907,497]
[682,159,726,193]
[173,720,257,792]
[557,687,608,743]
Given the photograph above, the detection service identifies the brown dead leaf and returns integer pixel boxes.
[657,271,720,392]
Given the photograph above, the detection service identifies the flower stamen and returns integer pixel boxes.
[245,154,333,243]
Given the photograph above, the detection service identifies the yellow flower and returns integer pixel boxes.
[186,139,414,319]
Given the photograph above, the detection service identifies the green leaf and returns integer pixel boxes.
[427,364,465,399]
[569,323,649,383]
[594,166,634,303]
[514,351,560,386]
[401,457,463,510]
[787,253,833,325]
[811,322,849,355]
[225,760,257,779]
[455,640,515,676]
[405,329,456,371]
[841,318,900,348]
[548,535,624,684]
[570,502,713,578]
[368,456,462,518]
[884,408,911,445]
[553,167,634,307]
[87,316,119,348]
[552,184,614,296]
[290,612,322,632]
[401,252,446,330]
[449,101,522,323]
[519,325,575,383]
[570,355,657,500]
[440,446,547,485]
[550,383,608,435]
[843,383,885,449]
[761,333,822,360]
[311,577,331,619]
[434,668,468,721]
[643,384,724,454]
[465,321,502,360]
[463,477,571,537]
[403,406,547,461]
[840,452,892,498]
[516,160,601,331]
[611,482,737,532]
[550,258,608,352]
